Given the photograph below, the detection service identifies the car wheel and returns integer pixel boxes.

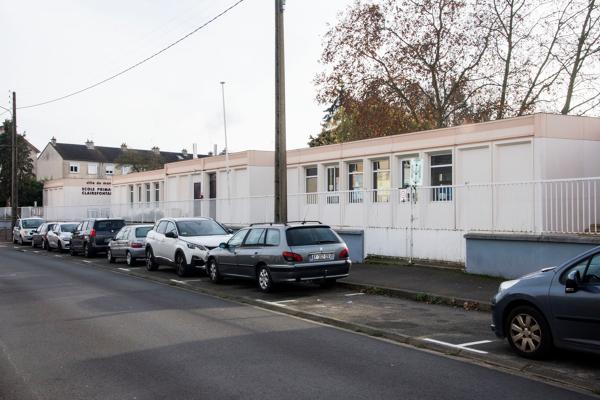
[58,241,63,252]
[107,249,116,264]
[207,259,222,283]
[506,305,552,359]
[319,278,337,289]
[257,265,274,293]
[42,240,47,250]
[175,252,191,277]
[145,248,158,271]
[126,251,135,266]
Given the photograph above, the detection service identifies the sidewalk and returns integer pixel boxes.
[341,263,504,310]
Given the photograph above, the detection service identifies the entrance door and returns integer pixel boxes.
[209,173,217,220]
[193,182,202,216]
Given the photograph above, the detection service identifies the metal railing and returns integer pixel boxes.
[9,177,600,234]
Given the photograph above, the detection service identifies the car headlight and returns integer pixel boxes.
[498,279,519,294]
[186,243,207,251]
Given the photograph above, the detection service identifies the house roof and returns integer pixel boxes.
[50,142,202,164]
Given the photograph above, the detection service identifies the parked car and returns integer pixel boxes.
[31,222,55,249]
[145,217,233,277]
[107,224,153,265]
[12,217,45,245]
[206,222,351,292]
[47,222,79,252]
[491,246,600,358]
[70,218,126,257]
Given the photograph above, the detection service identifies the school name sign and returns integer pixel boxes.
[81,180,112,196]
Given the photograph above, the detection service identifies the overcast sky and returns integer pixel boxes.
[0,0,353,154]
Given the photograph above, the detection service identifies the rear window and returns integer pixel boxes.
[135,226,152,238]
[286,227,340,246]
[22,219,44,229]
[94,220,125,231]
[61,224,78,233]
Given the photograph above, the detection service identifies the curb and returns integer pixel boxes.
[338,281,492,312]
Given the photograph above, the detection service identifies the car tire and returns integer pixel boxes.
[83,243,93,258]
[47,242,53,252]
[506,305,553,359]
[107,249,116,264]
[175,252,191,277]
[31,239,36,248]
[145,248,158,271]
[42,240,47,250]
[58,241,63,252]
[319,278,337,289]
[126,251,135,266]
[257,265,274,293]
[207,258,222,283]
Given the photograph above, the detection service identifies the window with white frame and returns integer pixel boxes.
[430,153,453,201]
[129,185,134,204]
[154,182,160,203]
[145,183,151,203]
[347,161,363,203]
[305,167,318,204]
[87,163,98,175]
[326,165,340,204]
[372,159,391,202]
[69,162,80,174]
[137,185,142,203]
[105,164,114,175]
[401,160,412,188]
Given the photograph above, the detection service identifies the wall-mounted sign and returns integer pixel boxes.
[410,159,423,186]
[81,180,112,196]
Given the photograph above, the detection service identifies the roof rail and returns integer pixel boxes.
[249,222,278,226]
[286,220,323,225]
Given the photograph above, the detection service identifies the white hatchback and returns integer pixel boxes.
[145,217,233,277]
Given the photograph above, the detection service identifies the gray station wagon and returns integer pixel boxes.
[206,222,351,292]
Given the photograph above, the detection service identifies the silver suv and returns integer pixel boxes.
[206,222,351,292]
[145,217,233,277]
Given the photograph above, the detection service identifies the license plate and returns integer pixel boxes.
[310,253,334,262]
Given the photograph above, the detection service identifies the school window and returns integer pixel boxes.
[154,182,160,202]
[105,164,114,175]
[326,165,340,204]
[145,183,151,203]
[401,160,412,188]
[87,163,98,175]
[305,167,318,204]
[347,161,363,203]
[137,185,142,203]
[430,153,453,201]
[372,159,391,202]
[69,162,79,174]
[129,185,134,204]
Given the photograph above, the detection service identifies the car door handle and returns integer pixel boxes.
[253,252,258,255]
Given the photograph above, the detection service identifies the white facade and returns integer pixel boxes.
[41,114,600,263]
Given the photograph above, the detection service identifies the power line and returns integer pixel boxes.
[15,0,246,110]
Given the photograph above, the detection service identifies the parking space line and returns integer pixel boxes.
[459,340,492,347]
[254,299,298,307]
[422,338,489,354]
[344,293,365,297]
[118,268,131,272]
[170,279,187,284]
[81,260,92,264]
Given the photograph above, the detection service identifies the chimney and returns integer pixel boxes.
[85,139,94,150]
[51,137,57,145]
[121,143,128,151]
[152,146,160,155]
[213,144,218,156]
[181,149,188,158]
[192,143,198,159]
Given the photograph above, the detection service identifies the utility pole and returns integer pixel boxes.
[11,92,17,231]
[220,81,231,204]
[274,0,287,223]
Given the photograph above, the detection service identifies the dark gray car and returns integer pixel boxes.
[107,224,153,266]
[491,246,600,358]
[206,222,351,292]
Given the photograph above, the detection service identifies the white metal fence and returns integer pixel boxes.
[4,177,600,234]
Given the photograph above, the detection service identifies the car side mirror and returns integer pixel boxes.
[165,231,178,239]
[219,242,228,249]
[565,270,581,293]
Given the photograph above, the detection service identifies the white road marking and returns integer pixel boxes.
[458,340,492,347]
[33,251,40,254]
[170,279,187,284]
[344,293,365,297]
[118,268,131,272]
[422,338,489,354]
[181,279,204,282]
[54,255,63,258]
[254,299,298,307]
[82,260,92,264]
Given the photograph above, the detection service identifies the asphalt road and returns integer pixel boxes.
[0,246,594,400]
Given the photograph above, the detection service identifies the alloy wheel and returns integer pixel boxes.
[126,252,133,266]
[509,313,542,353]
[258,268,271,291]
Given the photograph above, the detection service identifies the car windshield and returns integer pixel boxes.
[176,220,227,237]
[22,219,43,229]
[135,226,152,238]
[61,224,78,233]
[286,227,340,246]
[95,220,125,231]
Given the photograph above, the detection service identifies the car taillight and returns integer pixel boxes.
[282,251,303,262]
[131,242,143,248]
[339,248,349,259]
[90,229,96,238]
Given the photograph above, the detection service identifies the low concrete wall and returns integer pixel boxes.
[465,233,600,279]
